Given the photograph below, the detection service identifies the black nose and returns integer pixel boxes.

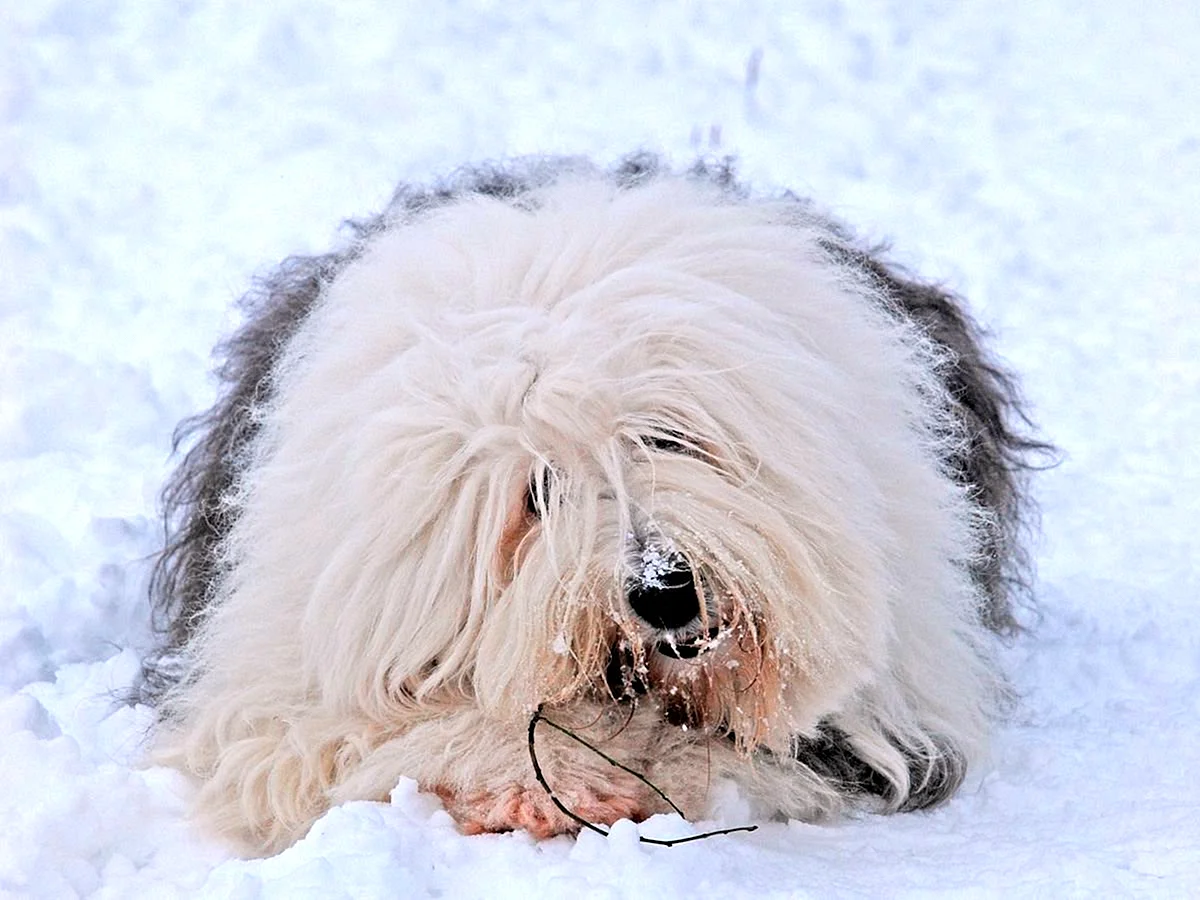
[627,566,701,630]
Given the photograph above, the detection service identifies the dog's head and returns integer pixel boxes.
[258,177,961,756]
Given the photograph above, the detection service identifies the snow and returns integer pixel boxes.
[637,538,682,590]
[3,1,1199,896]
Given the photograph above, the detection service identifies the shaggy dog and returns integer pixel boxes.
[143,154,1043,855]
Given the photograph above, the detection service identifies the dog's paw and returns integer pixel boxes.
[435,783,651,838]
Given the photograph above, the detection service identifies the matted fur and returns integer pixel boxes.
[144,155,1044,855]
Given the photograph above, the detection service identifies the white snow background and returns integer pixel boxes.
[2,1,1198,897]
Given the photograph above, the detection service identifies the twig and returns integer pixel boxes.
[534,709,686,816]
[527,705,758,846]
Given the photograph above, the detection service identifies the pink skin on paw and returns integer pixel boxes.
[434,784,651,838]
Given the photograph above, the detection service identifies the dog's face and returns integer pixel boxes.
[496,397,788,749]
[270,182,920,760]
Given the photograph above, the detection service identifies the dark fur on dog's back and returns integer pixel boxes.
[142,154,1048,708]
[839,246,1049,633]
[144,253,345,699]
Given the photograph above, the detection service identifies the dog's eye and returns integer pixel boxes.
[643,431,696,456]
[525,467,554,519]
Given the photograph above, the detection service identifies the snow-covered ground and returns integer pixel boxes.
[3,2,1198,897]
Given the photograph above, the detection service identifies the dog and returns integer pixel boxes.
[142,154,1043,855]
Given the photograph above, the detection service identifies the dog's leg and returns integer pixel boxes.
[333,703,708,837]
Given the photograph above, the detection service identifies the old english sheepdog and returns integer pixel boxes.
[143,154,1043,855]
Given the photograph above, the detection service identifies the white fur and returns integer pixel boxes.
[156,176,999,855]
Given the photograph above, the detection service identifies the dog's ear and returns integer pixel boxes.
[792,725,966,811]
